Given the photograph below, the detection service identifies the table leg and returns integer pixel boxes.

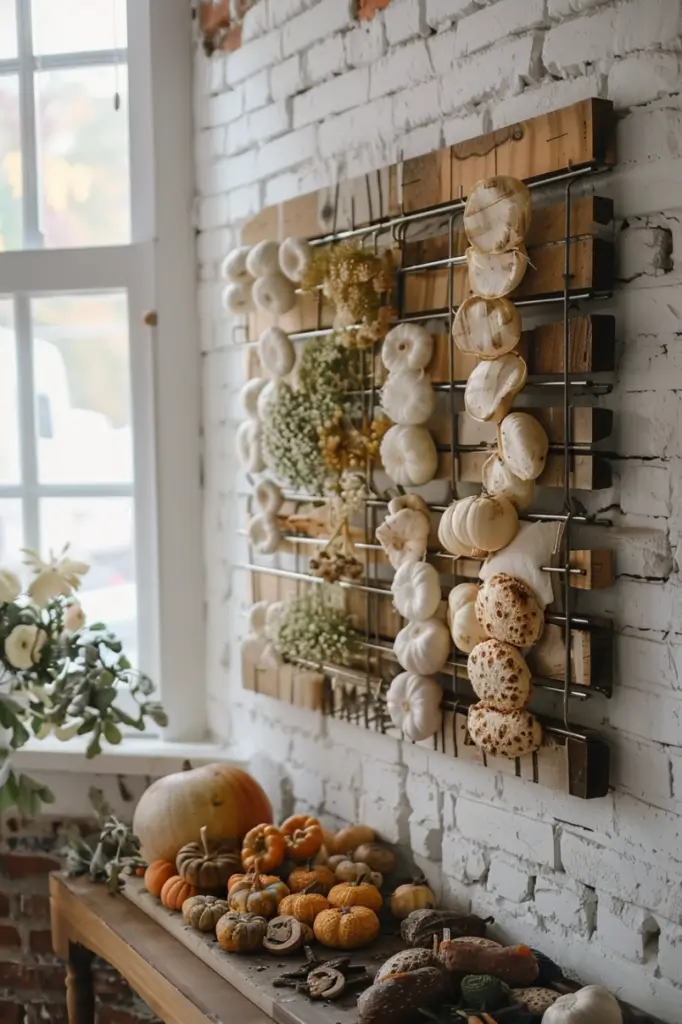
[66,941,95,1024]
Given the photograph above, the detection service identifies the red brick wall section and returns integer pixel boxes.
[0,817,160,1024]
[357,0,392,20]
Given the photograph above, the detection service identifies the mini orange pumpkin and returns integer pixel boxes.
[160,874,197,911]
[313,906,380,949]
[227,872,289,919]
[144,859,176,897]
[288,863,336,895]
[216,912,268,953]
[328,881,383,911]
[241,823,286,872]
[228,872,281,894]
[278,891,330,925]
[280,814,324,862]
[333,824,375,853]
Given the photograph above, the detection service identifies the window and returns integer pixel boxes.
[0,0,204,740]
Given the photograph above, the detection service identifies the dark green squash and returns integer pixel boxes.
[461,974,510,1012]
[400,909,491,948]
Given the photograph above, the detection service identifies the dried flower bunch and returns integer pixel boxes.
[302,244,395,349]
[267,586,356,668]
[310,517,364,584]
[319,409,391,475]
[0,546,165,816]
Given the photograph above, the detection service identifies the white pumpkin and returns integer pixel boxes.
[376,508,430,571]
[480,520,561,609]
[236,420,265,473]
[257,378,281,421]
[380,425,438,487]
[467,703,542,758]
[498,411,549,481]
[464,352,527,423]
[392,561,442,621]
[482,453,534,510]
[448,582,489,654]
[463,176,532,254]
[279,237,312,283]
[386,672,443,741]
[541,986,622,1024]
[381,370,436,426]
[387,493,430,517]
[466,244,528,298]
[247,514,280,554]
[254,478,284,515]
[246,240,280,278]
[222,281,254,315]
[394,619,451,675]
[382,324,433,373]
[242,632,268,665]
[247,601,269,634]
[252,273,297,316]
[452,295,522,360]
[439,494,518,557]
[240,378,267,421]
[258,326,296,378]
[221,246,253,284]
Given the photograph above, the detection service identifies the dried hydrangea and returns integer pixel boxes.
[267,586,356,667]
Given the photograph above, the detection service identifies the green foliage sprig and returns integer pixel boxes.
[63,786,145,894]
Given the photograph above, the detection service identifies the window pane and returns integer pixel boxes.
[32,0,127,56]
[31,293,132,484]
[0,76,22,252]
[0,301,20,484]
[41,496,137,663]
[0,500,24,574]
[0,0,17,59]
[36,66,130,248]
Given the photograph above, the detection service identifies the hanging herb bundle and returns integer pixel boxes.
[267,586,357,668]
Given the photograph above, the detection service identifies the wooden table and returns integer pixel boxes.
[50,874,272,1024]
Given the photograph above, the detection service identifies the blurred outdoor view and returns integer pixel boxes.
[0,1,138,661]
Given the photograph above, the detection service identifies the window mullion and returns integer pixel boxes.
[15,0,42,250]
[14,294,39,551]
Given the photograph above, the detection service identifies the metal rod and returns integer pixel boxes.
[563,175,576,730]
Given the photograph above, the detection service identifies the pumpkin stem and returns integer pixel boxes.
[200,825,210,859]
[302,882,325,895]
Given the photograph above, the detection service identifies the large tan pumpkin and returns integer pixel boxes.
[133,763,273,863]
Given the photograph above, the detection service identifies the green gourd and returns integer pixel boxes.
[460,974,510,1011]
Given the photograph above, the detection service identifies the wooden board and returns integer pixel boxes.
[456,450,612,491]
[433,407,613,446]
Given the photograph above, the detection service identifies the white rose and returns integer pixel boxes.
[28,570,71,607]
[64,602,86,633]
[5,624,48,671]
[0,570,20,603]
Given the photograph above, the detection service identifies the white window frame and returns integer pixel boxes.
[0,0,205,742]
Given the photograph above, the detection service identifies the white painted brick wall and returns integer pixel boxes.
[195,2,682,1020]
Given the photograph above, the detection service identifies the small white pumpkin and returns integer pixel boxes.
[222,281,254,315]
[482,453,534,510]
[463,176,532,254]
[241,632,268,665]
[464,353,527,423]
[247,514,280,555]
[391,561,442,621]
[475,573,544,647]
[394,620,451,675]
[448,582,489,654]
[253,273,297,316]
[376,508,430,571]
[258,326,295,377]
[334,860,382,888]
[236,420,265,474]
[381,371,436,426]
[439,494,518,558]
[254,478,284,515]
[246,240,280,278]
[541,985,622,1024]
[386,671,443,740]
[452,295,522,360]
[387,493,430,517]
[279,237,312,283]
[389,882,436,919]
[240,378,267,421]
[498,411,549,481]
[466,244,529,299]
[467,703,542,758]
[221,246,253,284]
[380,425,438,487]
[382,324,433,373]
[467,638,532,709]
[480,520,561,609]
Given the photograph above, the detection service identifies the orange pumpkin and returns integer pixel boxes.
[278,892,330,925]
[132,763,273,863]
[227,873,289,919]
[228,872,280,894]
[313,906,380,949]
[241,824,287,873]
[160,875,197,911]
[288,863,336,895]
[328,882,383,912]
[280,814,323,862]
[144,859,176,897]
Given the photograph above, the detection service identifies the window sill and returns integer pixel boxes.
[11,736,233,777]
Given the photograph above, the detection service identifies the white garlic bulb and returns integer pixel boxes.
[376,508,430,571]
[221,246,253,284]
[464,352,527,423]
[258,326,295,377]
[391,561,442,621]
[380,424,438,487]
[448,582,489,654]
[246,240,280,278]
[236,420,265,473]
[497,411,549,481]
[452,295,522,360]
[466,245,528,299]
[382,324,433,373]
[254,478,284,515]
[381,370,436,426]
[247,513,280,554]
[463,176,532,254]
[394,618,451,675]
[222,282,255,315]
[240,378,267,421]
[279,237,312,283]
[253,274,297,316]
[482,453,534,510]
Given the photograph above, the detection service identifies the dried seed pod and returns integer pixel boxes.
[464,176,532,254]
[452,295,522,359]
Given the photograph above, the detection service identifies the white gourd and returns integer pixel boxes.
[252,273,297,316]
[221,246,253,284]
[376,508,430,571]
[452,296,522,359]
[391,562,442,621]
[254,479,284,515]
[247,514,280,554]
[246,240,280,278]
[279,237,312,283]
[387,493,430,517]
[476,573,544,647]
[236,421,265,474]
[440,494,518,557]
[222,282,255,315]
[248,601,269,634]
[498,411,549,481]
[467,704,542,758]
[467,638,532,709]
[382,324,433,373]
[541,986,622,1024]
[386,672,443,741]
[482,453,534,510]
[464,353,527,422]
[466,245,529,299]
[394,618,451,675]
[380,425,438,487]
[448,583,489,653]
[380,371,436,426]
[480,520,561,609]
[463,176,532,254]
[240,378,267,420]
[258,326,296,377]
